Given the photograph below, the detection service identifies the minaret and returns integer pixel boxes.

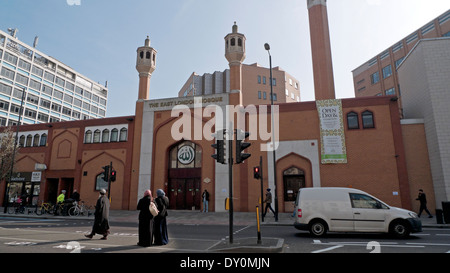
[131,36,157,208]
[307,0,336,101]
[136,36,157,100]
[225,22,246,92]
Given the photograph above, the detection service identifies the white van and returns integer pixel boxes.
[293,187,422,238]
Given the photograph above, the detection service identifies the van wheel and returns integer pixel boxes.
[390,220,411,239]
[309,220,328,237]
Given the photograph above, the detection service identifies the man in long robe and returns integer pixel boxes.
[85,189,110,240]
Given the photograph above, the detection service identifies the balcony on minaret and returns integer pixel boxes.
[136,36,157,78]
[224,22,246,66]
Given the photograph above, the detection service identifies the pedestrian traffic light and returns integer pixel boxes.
[235,129,251,164]
[102,165,110,182]
[212,129,226,164]
[254,166,261,179]
[110,170,116,182]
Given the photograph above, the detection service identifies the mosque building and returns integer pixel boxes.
[1,0,440,214]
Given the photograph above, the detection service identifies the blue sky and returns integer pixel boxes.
[1,0,449,117]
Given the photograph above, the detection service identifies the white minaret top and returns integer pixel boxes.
[136,36,157,77]
[307,0,327,9]
[224,22,246,66]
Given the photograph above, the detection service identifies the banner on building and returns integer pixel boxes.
[316,99,347,164]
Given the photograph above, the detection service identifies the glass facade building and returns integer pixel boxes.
[0,29,107,126]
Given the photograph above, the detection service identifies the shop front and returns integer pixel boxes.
[4,172,42,206]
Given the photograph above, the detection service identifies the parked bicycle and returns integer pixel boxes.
[68,201,93,217]
[7,201,25,214]
[36,201,54,215]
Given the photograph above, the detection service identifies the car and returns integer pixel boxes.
[293,187,422,238]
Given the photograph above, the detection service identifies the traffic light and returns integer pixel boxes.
[110,170,117,182]
[253,166,261,179]
[235,129,251,164]
[212,129,226,164]
[102,165,110,182]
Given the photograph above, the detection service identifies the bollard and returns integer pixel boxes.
[256,206,262,244]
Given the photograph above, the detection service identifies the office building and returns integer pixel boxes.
[0,29,108,127]
[352,9,450,114]
[178,65,301,106]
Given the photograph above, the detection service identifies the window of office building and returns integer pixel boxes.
[370,72,380,84]
[40,98,51,109]
[385,87,396,96]
[16,73,29,85]
[53,90,63,100]
[18,59,31,71]
[1,67,15,81]
[31,65,43,77]
[44,72,55,82]
[37,113,49,122]
[29,79,41,91]
[4,51,18,65]
[382,65,392,79]
[24,109,37,119]
[12,88,23,99]
[26,93,39,105]
[0,83,12,96]
[42,85,52,96]
[55,76,65,87]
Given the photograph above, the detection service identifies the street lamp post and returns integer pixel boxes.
[264,43,278,222]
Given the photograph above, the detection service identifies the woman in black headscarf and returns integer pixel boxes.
[137,190,154,247]
[154,189,169,245]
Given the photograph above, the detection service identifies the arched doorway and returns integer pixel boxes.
[168,141,202,210]
[283,166,305,203]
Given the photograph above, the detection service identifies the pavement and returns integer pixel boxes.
[1,207,449,252]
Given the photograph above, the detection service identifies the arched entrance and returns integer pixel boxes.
[168,141,202,210]
[283,166,305,203]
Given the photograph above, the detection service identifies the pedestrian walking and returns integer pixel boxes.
[137,190,154,247]
[154,189,169,245]
[262,188,275,218]
[202,189,209,213]
[85,189,110,240]
[416,189,433,218]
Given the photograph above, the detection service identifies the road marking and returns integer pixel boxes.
[312,245,344,253]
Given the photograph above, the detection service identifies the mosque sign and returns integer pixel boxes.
[316,99,347,164]
[177,145,195,165]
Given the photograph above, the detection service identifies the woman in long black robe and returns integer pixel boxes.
[137,190,154,247]
[154,189,169,245]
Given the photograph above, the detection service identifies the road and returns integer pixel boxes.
[0,216,449,254]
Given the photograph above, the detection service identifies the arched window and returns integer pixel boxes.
[19,135,25,147]
[93,130,101,143]
[26,134,33,147]
[40,133,47,146]
[230,38,235,46]
[110,128,118,142]
[362,111,375,129]
[84,130,92,143]
[140,51,144,59]
[146,51,151,59]
[33,134,40,147]
[347,112,359,130]
[238,38,242,47]
[102,129,110,143]
[119,127,127,142]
